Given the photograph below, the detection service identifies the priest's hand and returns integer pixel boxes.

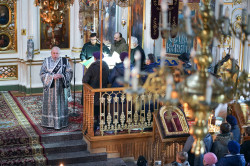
[54,74,63,79]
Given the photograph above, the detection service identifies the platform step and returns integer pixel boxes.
[47,151,107,165]
[41,131,83,144]
[43,139,87,154]
[56,158,127,166]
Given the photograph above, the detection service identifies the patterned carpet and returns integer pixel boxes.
[0,92,46,165]
[11,92,83,135]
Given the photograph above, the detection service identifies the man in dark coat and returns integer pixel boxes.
[80,33,110,61]
[226,115,241,143]
[130,36,145,69]
[83,51,109,92]
[211,122,233,160]
[177,53,192,75]
[216,140,246,166]
[108,52,128,87]
[83,51,109,131]
[110,32,128,55]
[240,126,250,165]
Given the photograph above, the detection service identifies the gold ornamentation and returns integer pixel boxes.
[0,1,17,53]
[159,105,189,136]
[0,65,18,80]
[234,0,242,5]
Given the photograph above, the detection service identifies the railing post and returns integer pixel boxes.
[88,92,95,136]
[83,84,87,133]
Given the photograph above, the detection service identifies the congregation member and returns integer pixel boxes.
[216,140,245,166]
[203,152,218,166]
[80,33,110,61]
[240,126,250,165]
[183,133,213,166]
[211,122,233,160]
[82,51,109,130]
[130,36,145,69]
[83,51,109,98]
[110,32,128,55]
[108,52,128,87]
[40,46,73,130]
[141,53,158,83]
[167,151,190,166]
[226,115,241,143]
[79,33,110,104]
[177,52,192,75]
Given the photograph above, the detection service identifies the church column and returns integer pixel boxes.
[28,0,39,56]
[70,0,83,88]
[144,0,154,57]
[71,0,83,55]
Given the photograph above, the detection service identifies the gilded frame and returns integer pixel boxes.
[40,8,70,50]
[159,105,189,136]
[0,4,11,28]
[0,1,17,54]
[0,32,12,51]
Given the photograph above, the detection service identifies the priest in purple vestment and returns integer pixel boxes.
[40,46,73,129]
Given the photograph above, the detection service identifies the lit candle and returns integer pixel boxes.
[190,48,196,67]
[134,51,141,72]
[165,75,173,100]
[223,7,230,35]
[184,6,192,36]
[160,49,166,68]
[206,76,213,104]
[132,68,138,91]
[124,57,130,82]
[161,0,168,29]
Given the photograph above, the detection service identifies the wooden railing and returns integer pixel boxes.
[83,83,188,163]
[83,83,163,137]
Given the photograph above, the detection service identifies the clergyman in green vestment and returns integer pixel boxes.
[40,46,73,129]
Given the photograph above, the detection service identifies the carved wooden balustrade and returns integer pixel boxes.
[83,83,162,136]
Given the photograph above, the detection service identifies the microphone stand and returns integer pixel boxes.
[70,57,79,117]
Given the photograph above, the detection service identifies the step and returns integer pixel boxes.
[41,131,83,144]
[47,151,107,165]
[43,140,87,154]
[57,158,127,166]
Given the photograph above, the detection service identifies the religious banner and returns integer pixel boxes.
[168,0,179,38]
[151,0,160,39]
[166,10,195,55]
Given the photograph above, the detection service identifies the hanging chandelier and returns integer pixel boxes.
[34,0,74,45]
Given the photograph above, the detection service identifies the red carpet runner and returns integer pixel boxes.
[11,92,83,135]
[0,92,46,165]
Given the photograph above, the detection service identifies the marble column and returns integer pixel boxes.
[71,0,83,55]
[28,0,39,57]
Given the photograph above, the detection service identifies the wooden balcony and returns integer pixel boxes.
[82,83,187,163]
